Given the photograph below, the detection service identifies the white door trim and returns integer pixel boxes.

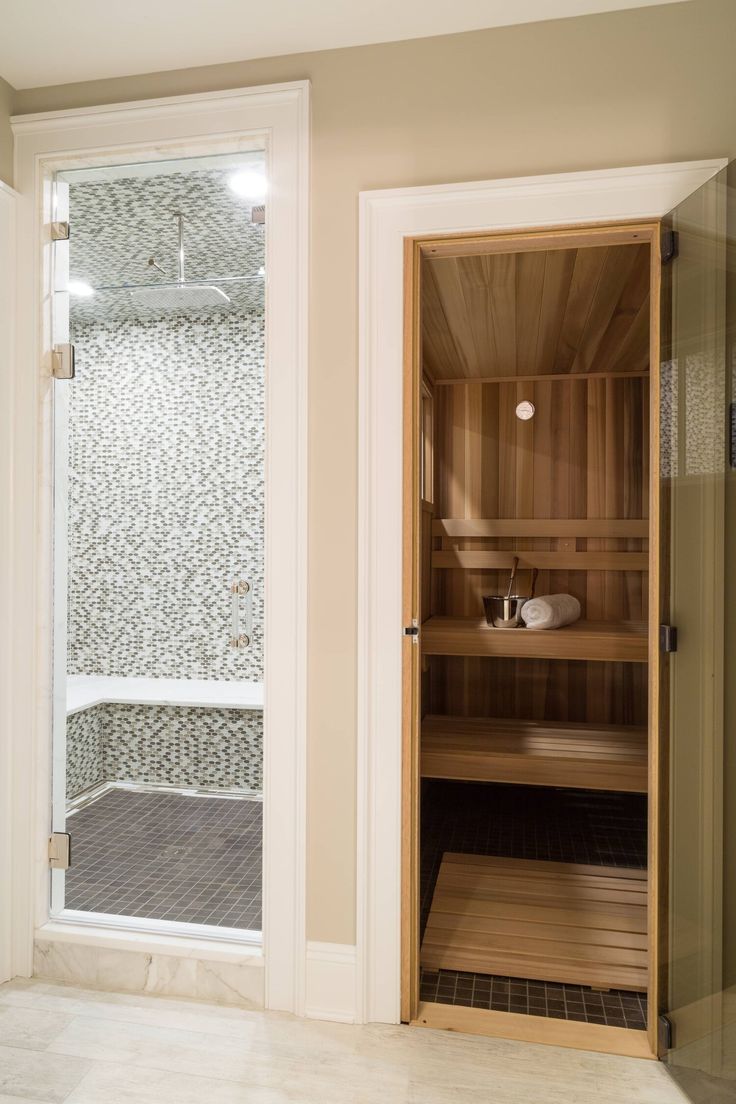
[7,80,310,1014]
[0,177,19,987]
[356,158,727,1025]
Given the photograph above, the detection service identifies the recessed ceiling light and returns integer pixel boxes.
[229,168,267,202]
[68,279,95,297]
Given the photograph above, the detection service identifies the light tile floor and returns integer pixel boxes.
[0,977,689,1104]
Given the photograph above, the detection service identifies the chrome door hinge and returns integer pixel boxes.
[52,343,75,380]
[404,618,419,643]
[660,624,678,653]
[50,221,70,241]
[48,832,71,870]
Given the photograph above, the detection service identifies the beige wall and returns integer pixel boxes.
[9,0,736,945]
[0,75,13,186]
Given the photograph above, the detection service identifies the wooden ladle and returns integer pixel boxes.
[506,556,519,599]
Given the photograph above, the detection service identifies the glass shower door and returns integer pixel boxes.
[660,161,736,1100]
[50,175,71,915]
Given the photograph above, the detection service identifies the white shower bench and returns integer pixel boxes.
[66,674,264,716]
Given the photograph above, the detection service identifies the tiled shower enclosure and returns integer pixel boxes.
[60,155,266,929]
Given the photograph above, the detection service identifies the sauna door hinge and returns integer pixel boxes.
[658,1013,674,1053]
[660,624,678,653]
[404,618,419,643]
[50,220,70,241]
[52,343,75,380]
[661,228,679,265]
[48,832,71,870]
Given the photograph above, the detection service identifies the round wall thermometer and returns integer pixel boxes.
[515,400,535,421]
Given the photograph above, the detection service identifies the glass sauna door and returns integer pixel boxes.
[661,162,736,1100]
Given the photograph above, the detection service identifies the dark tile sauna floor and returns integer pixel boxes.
[420,780,648,1030]
[66,788,262,929]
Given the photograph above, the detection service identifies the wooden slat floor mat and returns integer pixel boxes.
[421,853,648,992]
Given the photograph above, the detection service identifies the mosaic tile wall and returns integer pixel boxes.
[102,704,263,791]
[67,166,265,683]
[66,707,105,798]
[67,312,264,683]
[66,704,263,798]
[64,166,266,793]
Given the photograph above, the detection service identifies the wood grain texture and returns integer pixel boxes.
[404,224,658,1050]
[430,376,650,623]
[433,518,649,538]
[433,550,648,571]
[422,243,650,381]
[428,656,647,727]
[434,370,650,385]
[401,237,422,1023]
[419,221,656,260]
[422,617,648,662]
[421,714,648,792]
[427,369,650,725]
[421,854,648,992]
[413,1002,654,1060]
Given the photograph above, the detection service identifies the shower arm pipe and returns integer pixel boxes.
[92,275,265,292]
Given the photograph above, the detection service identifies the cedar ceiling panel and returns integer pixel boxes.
[422,242,650,381]
[588,244,651,374]
[553,247,610,374]
[534,250,577,376]
[569,245,647,374]
[422,261,468,379]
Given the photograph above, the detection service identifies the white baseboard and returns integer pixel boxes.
[305,941,357,1023]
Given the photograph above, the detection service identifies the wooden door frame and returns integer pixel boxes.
[402,219,660,1060]
[356,160,727,1035]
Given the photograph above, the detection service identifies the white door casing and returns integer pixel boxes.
[0,177,19,986]
[7,82,309,1013]
[356,159,728,1025]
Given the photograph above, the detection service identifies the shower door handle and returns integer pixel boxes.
[230,580,251,648]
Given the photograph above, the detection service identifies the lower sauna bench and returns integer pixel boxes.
[421,716,648,793]
[421,853,648,992]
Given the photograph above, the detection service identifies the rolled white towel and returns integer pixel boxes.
[521,593,581,630]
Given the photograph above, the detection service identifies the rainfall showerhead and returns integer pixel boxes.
[131,211,232,313]
[130,283,231,311]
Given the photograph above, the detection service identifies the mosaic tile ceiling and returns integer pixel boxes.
[68,167,265,323]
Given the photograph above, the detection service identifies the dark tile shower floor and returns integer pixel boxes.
[420,779,648,1030]
[66,788,262,929]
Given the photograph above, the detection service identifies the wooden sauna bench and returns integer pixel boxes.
[421,617,648,663]
[421,715,648,793]
[421,853,648,992]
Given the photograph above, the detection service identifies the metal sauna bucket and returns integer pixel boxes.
[483,594,529,628]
